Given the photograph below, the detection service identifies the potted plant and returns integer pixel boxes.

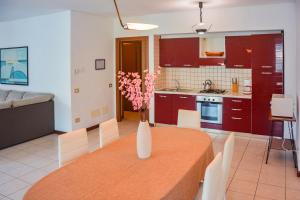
[118,67,160,159]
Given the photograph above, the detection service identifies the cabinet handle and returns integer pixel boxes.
[179,96,188,99]
[159,95,167,98]
[164,64,171,67]
[232,108,242,111]
[232,100,242,103]
[276,82,283,86]
[232,117,242,120]
[261,65,272,69]
[234,64,244,67]
[261,72,272,75]
[183,64,192,67]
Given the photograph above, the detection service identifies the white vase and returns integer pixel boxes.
[136,120,152,159]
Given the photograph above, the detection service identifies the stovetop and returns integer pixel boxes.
[199,89,226,94]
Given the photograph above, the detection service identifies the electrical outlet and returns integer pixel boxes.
[91,109,101,118]
[109,83,113,88]
[74,88,80,93]
[75,117,80,123]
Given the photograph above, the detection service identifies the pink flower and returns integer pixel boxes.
[117,68,160,111]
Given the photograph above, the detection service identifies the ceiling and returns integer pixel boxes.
[0,0,295,22]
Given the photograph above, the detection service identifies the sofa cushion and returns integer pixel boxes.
[0,89,9,101]
[0,101,12,109]
[12,92,54,108]
[6,91,25,101]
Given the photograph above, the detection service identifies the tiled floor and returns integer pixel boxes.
[0,119,299,200]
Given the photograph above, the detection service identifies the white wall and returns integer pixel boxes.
[296,0,300,170]
[71,11,114,130]
[113,3,297,127]
[0,11,72,132]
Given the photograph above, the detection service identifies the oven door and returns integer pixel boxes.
[197,101,223,124]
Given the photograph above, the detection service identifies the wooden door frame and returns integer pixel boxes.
[115,36,149,122]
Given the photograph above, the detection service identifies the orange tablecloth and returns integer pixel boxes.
[24,127,214,200]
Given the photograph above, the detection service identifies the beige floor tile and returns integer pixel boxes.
[259,164,285,187]
[255,183,285,200]
[228,179,257,195]
[264,151,285,167]
[7,186,31,200]
[19,169,49,184]
[286,167,300,190]
[286,188,300,200]
[227,190,254,200]
[0,179,29,196]
[239,160,262,172]
[234,168,260,183]
[254,197,272,200]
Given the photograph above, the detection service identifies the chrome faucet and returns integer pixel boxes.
[174,79,181,91]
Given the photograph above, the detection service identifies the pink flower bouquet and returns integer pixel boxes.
[118,67,161,121]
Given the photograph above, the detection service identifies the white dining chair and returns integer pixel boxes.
[58,128,89,168]
[99,118,120,148]
[219,133,235,200]
[201,152,223,200]
[177,109,201,130]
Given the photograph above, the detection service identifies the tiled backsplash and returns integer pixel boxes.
[156,66,252,90]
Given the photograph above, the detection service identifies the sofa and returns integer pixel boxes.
[0,89,55,149]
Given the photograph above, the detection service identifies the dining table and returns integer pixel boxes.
[24,127,214,200]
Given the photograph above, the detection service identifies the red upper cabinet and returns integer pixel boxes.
[160,39,177,67]
[159,38,199,67]
[176,38,199,67]
[225,36,252,68]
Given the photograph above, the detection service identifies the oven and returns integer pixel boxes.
[196,96,223,124]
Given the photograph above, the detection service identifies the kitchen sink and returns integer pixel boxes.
[158,88,194,92]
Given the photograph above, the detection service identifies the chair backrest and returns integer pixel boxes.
[202,152,223,200]
[99,118,119,148]
[177,109,201,130]
[219,133,235,200]
[58,128,89,168]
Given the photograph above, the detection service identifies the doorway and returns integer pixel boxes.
[115,36,149,122]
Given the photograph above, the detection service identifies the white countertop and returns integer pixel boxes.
[155,88,252,99]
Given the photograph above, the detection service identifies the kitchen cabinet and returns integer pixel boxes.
[155,93,196,125]
[155,93,174,124]
[160,39,176,67]
[225,36,252,68]
[159,38,198,67]
[173,95,196,124]
[223,98,252,133]
[251,33,284,136]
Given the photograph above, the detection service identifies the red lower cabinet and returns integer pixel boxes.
[155,93,174,124]
[223,98,252,133]
[173,95,196,125]
[155,93,196,125]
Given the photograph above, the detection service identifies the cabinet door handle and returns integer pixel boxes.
[276,82,283,86]
[232,108,242,111]
[261,72,272,75]
[232,117,242,120]
[234,64,244,67]
[179,96,188,99]
[183,64,192,67]
[232,100,242,103]
[164,64,171,67]
[261,65,272,69]
[159,95,167,98]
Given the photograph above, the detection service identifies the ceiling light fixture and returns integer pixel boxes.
[192,2,212,35]
[113,0,159,31]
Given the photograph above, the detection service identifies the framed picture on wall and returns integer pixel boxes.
[0,46,29,85]
[95,59,105,70]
